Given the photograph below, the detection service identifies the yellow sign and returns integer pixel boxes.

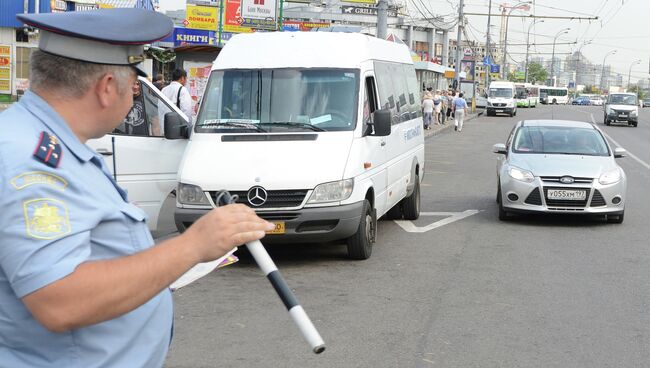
[444,70,455,79]
[186,4,218,30]
[0,44,10,94]
[97,3,114,8]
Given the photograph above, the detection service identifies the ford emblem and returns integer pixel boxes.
[559,176,575,184]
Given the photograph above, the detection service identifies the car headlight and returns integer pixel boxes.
[307,179,354,204]
[178,183,211,205]
[630,110,638,116]
[599,168,622,185]
[508,166,535,183]
[487,101,493,107]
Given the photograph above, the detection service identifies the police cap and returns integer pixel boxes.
[17,9,173,77]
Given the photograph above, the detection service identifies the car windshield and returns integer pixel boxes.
[489,88,513,98]
[512,126,609,156]
[608,94,637,105]
[195,68,359,133]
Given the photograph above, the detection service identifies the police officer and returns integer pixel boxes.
[0,9,274,367]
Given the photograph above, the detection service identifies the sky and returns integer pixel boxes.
[158,0,650,82]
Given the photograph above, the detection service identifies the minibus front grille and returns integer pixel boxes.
[210,190,308,209]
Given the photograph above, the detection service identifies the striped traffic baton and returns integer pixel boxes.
[214,191,326,354]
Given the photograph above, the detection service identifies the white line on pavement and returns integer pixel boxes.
[590,113,650,171]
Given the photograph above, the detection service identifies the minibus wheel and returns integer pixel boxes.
[347,200,376,260]
[402,174,420,220]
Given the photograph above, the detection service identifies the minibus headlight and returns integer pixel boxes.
[178,183,211,205]
[308,179,354,204]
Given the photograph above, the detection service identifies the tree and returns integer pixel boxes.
[627,85,646,100]
[526,62,548,85]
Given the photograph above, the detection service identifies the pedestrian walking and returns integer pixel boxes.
[0,9,274,367]
[447,90,456,120]
[453,92,469,132]
[422,91,434,129]
[433,90,442,125]
[153,73,166,90]
[440,90,448,124]
[162,68,193,124]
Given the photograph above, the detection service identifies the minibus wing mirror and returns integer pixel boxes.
[370,109,391,136]
[164,113,189,140]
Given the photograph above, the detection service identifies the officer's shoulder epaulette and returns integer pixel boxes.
[33,131,63,168]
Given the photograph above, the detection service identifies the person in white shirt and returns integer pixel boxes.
[422,92,434,129]
[162,68,193,126]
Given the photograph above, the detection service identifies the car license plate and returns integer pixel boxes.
[266,221,285,234]
[496,109,503,113]
[618,114,627,118]
[547,189,586,200]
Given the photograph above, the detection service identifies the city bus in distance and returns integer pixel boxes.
[514,83,538,108]
[538,86,569,105]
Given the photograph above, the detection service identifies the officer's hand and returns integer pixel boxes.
[185,204,275,263]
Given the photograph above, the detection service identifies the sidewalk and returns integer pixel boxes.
[0,103,13,112]
[424,110,482,138]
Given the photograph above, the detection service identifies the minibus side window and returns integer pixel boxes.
[363,76,378,134]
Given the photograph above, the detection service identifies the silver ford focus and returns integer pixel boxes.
[493,120,627,223]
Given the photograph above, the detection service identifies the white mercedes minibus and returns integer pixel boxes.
[172,32,425,259]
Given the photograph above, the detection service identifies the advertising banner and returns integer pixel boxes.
[186,4,218,31]
[174,28,217,46]
[223,0,254,33]
[241,0,276,20]
[341,5,397,17]
[460,60,474,81]
[282,20,330,31]
[0,45,11,95]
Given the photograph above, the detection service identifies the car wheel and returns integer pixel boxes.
[514,109,517,116]
[347,199,376,260]
[607,211,624,224]
[402,174,420,220]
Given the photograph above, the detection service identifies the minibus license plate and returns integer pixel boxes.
[496,109,503,113]
[547,189,586,200]
[267,222,285,234]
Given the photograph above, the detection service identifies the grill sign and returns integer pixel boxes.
[341,5,398,17]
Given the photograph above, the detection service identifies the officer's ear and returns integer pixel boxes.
[94,72,120,108]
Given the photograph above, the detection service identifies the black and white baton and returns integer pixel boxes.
[214,191,326,354]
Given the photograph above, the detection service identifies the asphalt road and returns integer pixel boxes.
[163,104,650,368]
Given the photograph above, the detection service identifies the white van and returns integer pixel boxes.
[172,32,425,259]
[487,81,517,117]
[87,77,190,232]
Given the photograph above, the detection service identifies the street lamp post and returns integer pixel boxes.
[627,59,642,92]
[502,1,531,80]
[524,19,544,83]
[550,28,570,87]
[600,50,617,91]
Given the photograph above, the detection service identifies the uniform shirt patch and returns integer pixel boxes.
[23,198,72,239]
[11,171,68,191]
[33,131,63,168]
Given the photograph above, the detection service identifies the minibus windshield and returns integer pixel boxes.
[195,69,359,133]
[489,88,513,98]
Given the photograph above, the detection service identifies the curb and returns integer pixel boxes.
[424,111,482,138]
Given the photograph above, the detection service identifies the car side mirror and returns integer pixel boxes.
[493,143,507,154]
[613,147,627,158]
[164,113,190,140]
[369,109,391,136]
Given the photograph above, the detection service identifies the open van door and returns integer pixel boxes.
[87,77,190,231]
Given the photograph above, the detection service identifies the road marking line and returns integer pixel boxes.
[394,210,480,233]
[590,113,650,171]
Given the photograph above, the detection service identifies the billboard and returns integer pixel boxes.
[186,4,218,31]
[174,28,217,46]
[223,0,254,33]
[460,60,474,81]
[241,0,276,20]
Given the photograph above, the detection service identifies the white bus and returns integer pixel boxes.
[514,83,538,108]
[539,86,569,105]
[173,32,425,260]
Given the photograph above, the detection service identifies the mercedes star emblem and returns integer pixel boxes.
[247,186,268,207]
